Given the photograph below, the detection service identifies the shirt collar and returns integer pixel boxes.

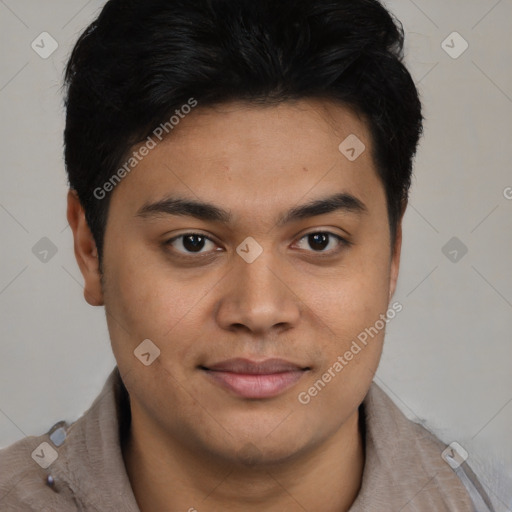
[50,367,140,512]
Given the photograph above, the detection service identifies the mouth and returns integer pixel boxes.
[200,358,310,399]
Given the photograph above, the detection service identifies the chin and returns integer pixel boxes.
[200,427,312,469]
[224,443,301,469]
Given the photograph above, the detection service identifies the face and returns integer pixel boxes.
[70,98,402,466]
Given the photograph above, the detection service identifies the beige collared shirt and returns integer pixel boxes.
[0,367,493,511]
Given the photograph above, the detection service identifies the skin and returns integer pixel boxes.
[67,98,404,512]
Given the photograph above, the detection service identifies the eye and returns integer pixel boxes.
[294,231,349,254]
[165,233,219,255]
[164,230,350,259]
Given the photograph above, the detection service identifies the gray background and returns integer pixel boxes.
[1,0,511,509]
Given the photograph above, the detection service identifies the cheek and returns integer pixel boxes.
[102,245,219,366]
[312,246,391,335]
[105,245,179,328]
[296,271,391,426]
[300,242,391,400]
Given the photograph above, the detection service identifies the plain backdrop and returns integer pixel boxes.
[1,0,511,510]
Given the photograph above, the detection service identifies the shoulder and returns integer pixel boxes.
[356,382,493,511]
[1,367,137,512]
[0,425,79,511]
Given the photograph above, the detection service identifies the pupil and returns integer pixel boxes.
[183,235,205,252]
[309,233,328,251]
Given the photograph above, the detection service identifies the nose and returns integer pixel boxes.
[215,249,301,336]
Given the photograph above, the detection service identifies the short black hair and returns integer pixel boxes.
[63,0,423,265]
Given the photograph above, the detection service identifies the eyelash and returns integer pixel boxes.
[163,231,351,259]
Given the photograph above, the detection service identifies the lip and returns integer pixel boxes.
[201,358,309,399]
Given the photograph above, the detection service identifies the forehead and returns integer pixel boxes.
[108,98,384,222]
[163,99,371,164]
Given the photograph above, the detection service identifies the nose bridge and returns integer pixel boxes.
[239,249,280,302]
[216,243,300,333]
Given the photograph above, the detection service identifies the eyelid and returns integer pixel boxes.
[164,231,220,256]
[297,227,352,243]
[293,230,351,254]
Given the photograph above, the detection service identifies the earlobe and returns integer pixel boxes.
[66,190,104,306]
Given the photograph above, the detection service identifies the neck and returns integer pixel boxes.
[122,403,365,512]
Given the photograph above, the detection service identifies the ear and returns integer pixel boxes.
[388,200,406,301]
[66,189,104,306]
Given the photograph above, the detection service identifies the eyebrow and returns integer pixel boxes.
[136,192,367,227]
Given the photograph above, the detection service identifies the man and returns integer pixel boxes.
[0,0,495,510]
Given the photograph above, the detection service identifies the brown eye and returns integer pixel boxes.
[165,233,218,255]
[295,232,348,253]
